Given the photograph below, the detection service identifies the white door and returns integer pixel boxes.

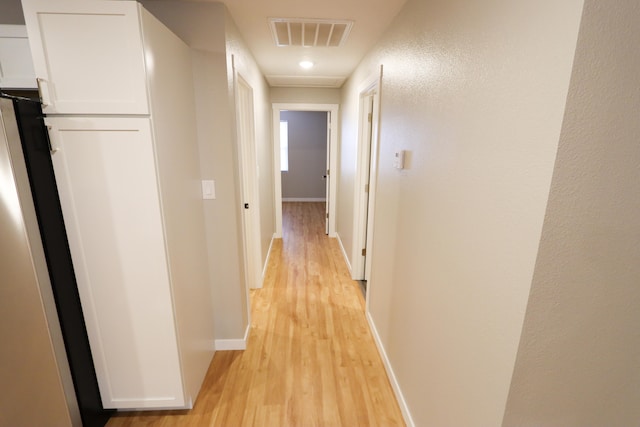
[21,0,149,114]
[46,117,185,409]
[236,74,262,289]
[359,95,375,279]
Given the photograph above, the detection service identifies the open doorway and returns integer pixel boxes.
[272,103,339,238]
[280,111,327,205]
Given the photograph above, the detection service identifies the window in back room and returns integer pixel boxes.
[280,120,289,172]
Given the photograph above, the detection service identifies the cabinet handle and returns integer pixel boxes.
[36,78,52,108]
[46,125,60,154]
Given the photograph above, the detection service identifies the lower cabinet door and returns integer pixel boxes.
[45,116,185,409]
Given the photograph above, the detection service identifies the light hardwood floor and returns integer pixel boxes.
[107,202,404,426]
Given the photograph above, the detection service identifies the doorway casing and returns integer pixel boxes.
[272,103,339,238]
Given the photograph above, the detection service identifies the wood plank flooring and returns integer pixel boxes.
[107,202,404,426]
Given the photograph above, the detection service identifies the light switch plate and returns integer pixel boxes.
[202,180,215,199]
[394,150,405,170]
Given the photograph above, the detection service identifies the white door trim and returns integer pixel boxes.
[364,74,382,284]
[352,67,383,283]
[272,103,339,238]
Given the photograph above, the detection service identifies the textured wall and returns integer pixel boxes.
[503,1,640,425]
[340,0,584,424]
[281,111,327,199]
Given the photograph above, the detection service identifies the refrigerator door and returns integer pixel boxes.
[45,116,185,409]
[11,94,113,426]
[0,98,80,426]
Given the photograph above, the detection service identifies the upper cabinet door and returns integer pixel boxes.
[21,0,149,115]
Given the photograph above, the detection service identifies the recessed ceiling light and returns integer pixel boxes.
[299,60,314,69]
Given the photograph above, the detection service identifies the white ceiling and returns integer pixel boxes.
[0,0,406,88]
[220,0,407,88]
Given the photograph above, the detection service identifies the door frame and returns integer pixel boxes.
[272,103,339,238]
[235,71,263,289]
[352,67,382,282]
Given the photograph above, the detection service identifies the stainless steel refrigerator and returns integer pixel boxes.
[0,93,112,427]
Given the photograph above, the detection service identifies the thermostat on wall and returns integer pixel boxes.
[394,150,405,170]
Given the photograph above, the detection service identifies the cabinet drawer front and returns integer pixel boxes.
[46,117,184,409]
[22,0,149,114]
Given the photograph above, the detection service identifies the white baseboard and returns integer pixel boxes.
[282,197,326,202]
[214,325,250,351]
[366,312,415,427]
[336,232,352,275]
[214,338,246,351]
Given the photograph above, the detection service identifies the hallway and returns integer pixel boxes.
[108,202,404,426]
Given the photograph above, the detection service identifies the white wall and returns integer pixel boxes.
[141,1,225,53]
[191,49,248,340]
[503,1,640,425]
[339,0,585,425]
[0,0,24,24]
[271,87,341,104]
[336,82,359,274]
[280,111,327,199]
[141,1,274,340]
[142,0,241,340]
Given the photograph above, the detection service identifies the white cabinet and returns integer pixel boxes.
[0,25,37,89]
[46,117,185,409]
[21,0,149,114]
[23,0,215,411]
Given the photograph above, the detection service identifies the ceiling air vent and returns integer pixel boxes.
[269,18,354,48]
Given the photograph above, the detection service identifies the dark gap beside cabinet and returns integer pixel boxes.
[10,93,113,427]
